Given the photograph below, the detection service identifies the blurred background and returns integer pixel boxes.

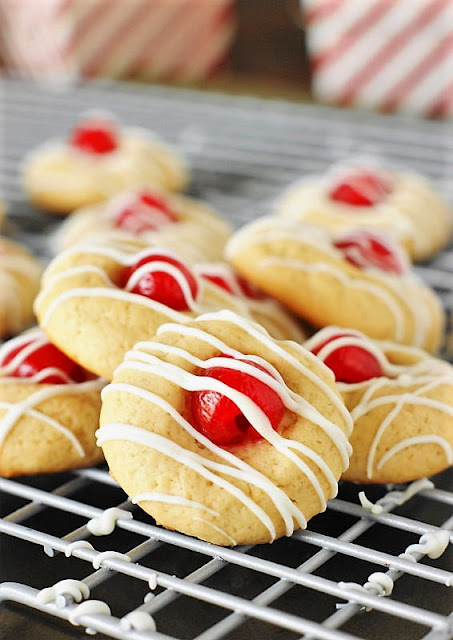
[0,0,451,119]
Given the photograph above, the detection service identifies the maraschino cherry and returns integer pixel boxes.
[310,331,382,384]
[191,354,285,446]
[329,169,392,207]
[113,190,177,234]
[0,333,90,384]
[334,231,405,274]
[69,117,119,154]
[122,251,199,311]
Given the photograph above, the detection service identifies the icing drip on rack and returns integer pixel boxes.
[120,611,157,632]
[37,579,90,606]
[359,478,434,515]
[92,550,131,570]
[86,507,133,536]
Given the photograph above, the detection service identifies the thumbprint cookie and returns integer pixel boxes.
[306,327,453,484]
[97,310,352,545]
[226,217,444,353]
[23,113,188,214]
[0,329,104,477]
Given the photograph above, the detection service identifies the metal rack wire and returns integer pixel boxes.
[0,78,452,640]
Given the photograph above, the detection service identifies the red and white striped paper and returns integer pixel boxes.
[0,0,236,83]
[302,0,453,117]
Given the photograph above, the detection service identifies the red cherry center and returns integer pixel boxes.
[310,332,382,383]
[122,252,199,311]
[113,190,178,234]
[69,118,119,154]
[0,335,90,384]
[191,354,285,446]
[329,170,392,207]
[334,231,405,274]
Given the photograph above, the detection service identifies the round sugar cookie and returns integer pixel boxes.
[226,217,444,353]
[52,187,232,264]
[97,310,353,545]
[0,236,42,338]
[0,328,104,477]
[34,237,294,380]
[23,113,188,215]
[305,327,453,484]
[276,164,452,262]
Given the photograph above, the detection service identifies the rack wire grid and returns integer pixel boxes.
[0,78,452,640]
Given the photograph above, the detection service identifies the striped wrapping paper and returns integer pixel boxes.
[0,0,236,83]
[302,0,453,117]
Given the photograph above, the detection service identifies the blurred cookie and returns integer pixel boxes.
[53,187,231,263]
[97,310,352,545]
[276,164,452,261]
[23,113,188,214]
[306,327,453,484]
[0,236,42,338]
[0,328,104,477]
[226,217,444,353]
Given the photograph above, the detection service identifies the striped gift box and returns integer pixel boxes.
[0,0,236,83]
[302,0,453,118]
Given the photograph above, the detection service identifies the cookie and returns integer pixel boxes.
[194,262,307,342]
[0,236,42,338]
[0,328,104,477]
[52,187,232,264]
[305,327,453,484]
[276,164,452,262]
[34,237,291,380]
[23,113,188,215]
[226,217,444,353]
[97,310,352,545]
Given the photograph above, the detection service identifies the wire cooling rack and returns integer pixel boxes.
[0,78,452,640]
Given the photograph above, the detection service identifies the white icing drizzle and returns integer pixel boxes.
[193,517,238,546]
[37,579,90,605]
[65,540,95,557]
[92,551,131,570]
[131,492,220,517]
[148,574,158,590]
[377,435,453,471]
[120,611,156,632]
[69,600,111,627]
[0,379,104,455]
[98,310,350,540]
[86,507,133,536]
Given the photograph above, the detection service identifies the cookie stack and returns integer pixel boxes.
[1,115,452,547]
